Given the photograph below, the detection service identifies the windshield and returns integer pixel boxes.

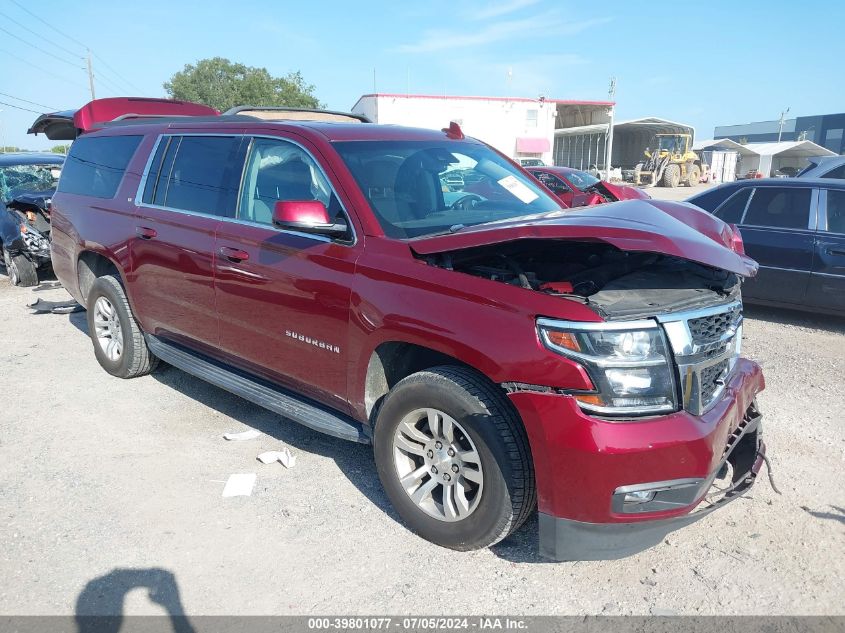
[564,169,600,191]
[0,164,61,203]
[656,135,684,153]
[334,140,560,238]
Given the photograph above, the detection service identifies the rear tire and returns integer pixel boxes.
[2,246,38,287]
[86,274,158,378]
[662,164,681,187]
[687,164,701,187]
[373,366,535,551]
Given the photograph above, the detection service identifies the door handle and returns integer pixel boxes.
[135,226,157,240]
[218,246,250,263]
[828,248,845,256]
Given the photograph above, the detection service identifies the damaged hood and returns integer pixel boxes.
[409,199,758,277]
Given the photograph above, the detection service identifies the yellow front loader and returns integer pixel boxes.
[633,133,706,188]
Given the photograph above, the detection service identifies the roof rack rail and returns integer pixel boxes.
[110,113,194,122]
[222,105,371,123]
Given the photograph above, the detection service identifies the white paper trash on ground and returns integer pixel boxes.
[256,448,296,469]
[222,473,257,497]
[222,429,261,441]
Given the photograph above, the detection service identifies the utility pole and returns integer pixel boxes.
[86,49,96,100]
[777,107,790,143]
[603,76,617,180]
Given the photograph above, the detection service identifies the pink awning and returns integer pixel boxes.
[516,137,551,153]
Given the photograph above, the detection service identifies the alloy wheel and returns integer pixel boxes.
[392,407,484,522]
[93,296,123,361]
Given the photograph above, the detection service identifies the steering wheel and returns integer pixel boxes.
[449,194,483,210]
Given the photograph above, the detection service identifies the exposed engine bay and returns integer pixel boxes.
[422,239,741,319]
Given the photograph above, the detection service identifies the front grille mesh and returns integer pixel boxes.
[688,307,740,345]
[700,359,729,407]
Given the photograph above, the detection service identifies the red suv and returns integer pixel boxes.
[33,99,768,560]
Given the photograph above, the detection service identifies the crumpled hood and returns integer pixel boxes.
[409,198,758,277]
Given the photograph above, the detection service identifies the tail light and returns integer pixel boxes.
[728,223,745,255]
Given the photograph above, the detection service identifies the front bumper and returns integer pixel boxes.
[507,357,766,560]
[540,409,765,560]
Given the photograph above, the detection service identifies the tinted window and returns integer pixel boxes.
[142,136,242,216]
[58,135,142,199]
[825,190,845,234]
[743,187,811,229]
[141,137,170,205]
[166,136,242,216]
[688,185,736,212]
[713,188,751,223]
[153,138,180,208]
[822,164,845,179]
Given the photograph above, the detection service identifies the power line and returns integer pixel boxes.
[0,9,82,59]
[0,99,42,114]
[93,74,124,97]
[92,51,144,94]
[0,25,85,69]
[9,0,88,51]
[7,2,144,98]
[0,92,58,111]
[0,48,88,90]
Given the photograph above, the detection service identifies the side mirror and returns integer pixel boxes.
[272,200,348,238]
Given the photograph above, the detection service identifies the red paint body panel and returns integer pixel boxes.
[510,358,764,522]
[213,221,359,413]
[408,200,759,277]
[73,97,219,133]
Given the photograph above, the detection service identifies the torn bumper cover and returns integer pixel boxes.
[507,357,767,561]
[539,406,765,561]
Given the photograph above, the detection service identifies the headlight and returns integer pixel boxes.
[537,318,678,417]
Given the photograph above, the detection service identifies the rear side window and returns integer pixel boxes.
[713,188,751,223]
[822,164,845,179]
[58,135,142,199]
[743,187,811,229]
[825,190,845,234]
[141,135,242,216]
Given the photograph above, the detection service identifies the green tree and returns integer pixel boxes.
[163,57,322,113]
[51,144,70,155]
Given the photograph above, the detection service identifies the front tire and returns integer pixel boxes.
[662,163,681,187]
[2,246,38,287]
[373,366,535,551]
[86,274,158,378]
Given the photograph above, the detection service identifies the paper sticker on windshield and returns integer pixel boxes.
[497,175,539,204]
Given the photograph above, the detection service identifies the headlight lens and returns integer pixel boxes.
[538,319,677,416]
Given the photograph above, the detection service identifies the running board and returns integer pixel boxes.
[146,335,370,444]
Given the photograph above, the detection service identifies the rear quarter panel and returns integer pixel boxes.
[49,132,156,308]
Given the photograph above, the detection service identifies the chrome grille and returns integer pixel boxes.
[658,301,742,415]
[688,306,741,345]
[699,359,730,405]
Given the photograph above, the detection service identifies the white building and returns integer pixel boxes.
[694,138,836,178]
[351,93,614,166]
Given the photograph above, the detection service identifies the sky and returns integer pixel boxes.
[2,0,844,151]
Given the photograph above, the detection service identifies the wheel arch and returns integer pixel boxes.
[77,249,124,304]
[362,341,494,424]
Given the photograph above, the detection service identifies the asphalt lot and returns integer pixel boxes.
[1,196,843,616]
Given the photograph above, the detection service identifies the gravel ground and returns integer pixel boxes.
[0,264,843,617]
